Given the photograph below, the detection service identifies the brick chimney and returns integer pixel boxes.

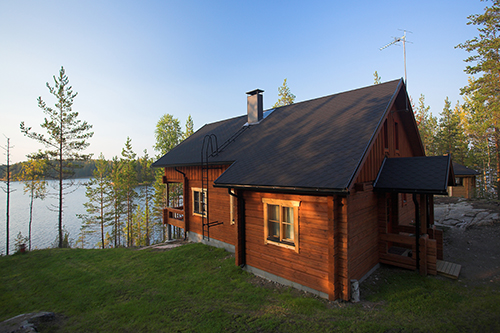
[246,89,264,124]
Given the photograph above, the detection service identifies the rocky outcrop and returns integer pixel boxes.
[0,312,55,333]
[434,200,500,229]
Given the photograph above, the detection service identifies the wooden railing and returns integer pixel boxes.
[380,233,438,275]
[380,233,417,271]
[163,206,184,229]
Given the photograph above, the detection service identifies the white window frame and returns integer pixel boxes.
[262,198,300,253]
[192,187,207,217]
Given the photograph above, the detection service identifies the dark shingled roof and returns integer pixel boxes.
[373,155,454,195]
[153,79,406,193]
[452,162,480,176]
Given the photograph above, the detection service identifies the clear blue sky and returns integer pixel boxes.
[0,0,486,163]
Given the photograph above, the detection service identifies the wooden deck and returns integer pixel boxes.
[436,260,461,279]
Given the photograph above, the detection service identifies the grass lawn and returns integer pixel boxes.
[1,243,499,332]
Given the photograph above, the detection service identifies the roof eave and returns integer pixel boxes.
[213,182,350,195]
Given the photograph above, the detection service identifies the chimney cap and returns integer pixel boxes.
[246,89,264,96]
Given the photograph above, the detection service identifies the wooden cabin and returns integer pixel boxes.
[448,162,479,199]
[152,79,453,301]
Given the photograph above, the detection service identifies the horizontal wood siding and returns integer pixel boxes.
[163,165,236,246]
[347,186,379,281]
[244,191,331,295]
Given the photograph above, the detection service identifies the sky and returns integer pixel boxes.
[0,0,487,164]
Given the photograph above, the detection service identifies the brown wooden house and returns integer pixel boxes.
[448,162,479,199]
[152,79,453,301]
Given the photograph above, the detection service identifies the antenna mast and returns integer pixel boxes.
[380,30,410,85]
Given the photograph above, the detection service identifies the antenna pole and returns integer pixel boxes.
[380,30,410,87]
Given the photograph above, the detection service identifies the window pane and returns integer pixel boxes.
[282,223,294,241]
[268,221,280,238]
[194,192,200,213]
[268,204,279,221]
[282,207,293,223]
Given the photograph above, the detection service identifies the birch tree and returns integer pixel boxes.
[19,155,47,251]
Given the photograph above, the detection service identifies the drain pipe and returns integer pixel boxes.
[228,188,246,267]
[174,167,187,240]
[413,193,420,271]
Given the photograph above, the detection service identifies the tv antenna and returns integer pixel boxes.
[380,30,411,86]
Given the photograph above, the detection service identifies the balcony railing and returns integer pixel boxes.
[163,206,184,229]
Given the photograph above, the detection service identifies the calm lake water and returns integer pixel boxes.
[0,179,162,255]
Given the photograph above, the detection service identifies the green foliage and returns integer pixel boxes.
[435,98,469,163]
[1,246,499,332]
[373,71,382,84]
[456,0,500,197]
[414,94,438,156]
[153,114,182,156]
[77,153,114,249]
[13,232,28,254]
[18,156,47,251]
[273,78,296,108]
[109,157,127,247]
[183,114,194,141]
[120,137,138,247]
[20,66,94,248]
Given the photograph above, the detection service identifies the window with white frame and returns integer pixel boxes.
[192,187,207,216]
[262,198,300,252]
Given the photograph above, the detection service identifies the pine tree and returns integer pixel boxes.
[373,71,382,84]
[139,149,155,245]
[121,137,138,247]
[77,153,113,249]
[109,156,126,247]
[183,115,194,141]
[414,94,438,156]
[456,0,500,197]
[20,67,94,247]
[435,98,469,163]
[273,78,296,108]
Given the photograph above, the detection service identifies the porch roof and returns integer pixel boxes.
[373,155,454,195]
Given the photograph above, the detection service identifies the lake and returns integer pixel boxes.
[0,179,162,255]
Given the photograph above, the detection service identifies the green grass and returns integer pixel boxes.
[1,244,499,332]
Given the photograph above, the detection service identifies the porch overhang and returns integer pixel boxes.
[373,155,454,195]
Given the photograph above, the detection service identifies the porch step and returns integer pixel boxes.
[436,260,461,279]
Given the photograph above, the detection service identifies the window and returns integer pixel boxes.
[383,119,389,150]
[455,177,464,186]
[192,188,207,216]
[262,198,300,252]
[402,193,407,206]
[394,122,399,150]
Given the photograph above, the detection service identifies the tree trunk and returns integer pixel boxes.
[496,128,500,200]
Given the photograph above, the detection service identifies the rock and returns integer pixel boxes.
[0,312,55,333]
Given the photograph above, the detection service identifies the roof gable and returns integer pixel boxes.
[154,79,408,192]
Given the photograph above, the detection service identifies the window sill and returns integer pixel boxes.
[265,239,297,252]
[193,212,206,217]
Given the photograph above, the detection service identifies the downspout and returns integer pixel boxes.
[413,193,420,271]
[228,188,246,267]
[174,167,187,240]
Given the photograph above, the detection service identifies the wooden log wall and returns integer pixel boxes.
[163,165,236,246]
[243,191,332,297]
[346,184,380,283]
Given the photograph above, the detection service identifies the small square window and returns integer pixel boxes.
[192,188,207,216]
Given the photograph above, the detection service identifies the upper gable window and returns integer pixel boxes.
[383,119,389,150]
[262,198,300,252]
[394,122,400,150]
